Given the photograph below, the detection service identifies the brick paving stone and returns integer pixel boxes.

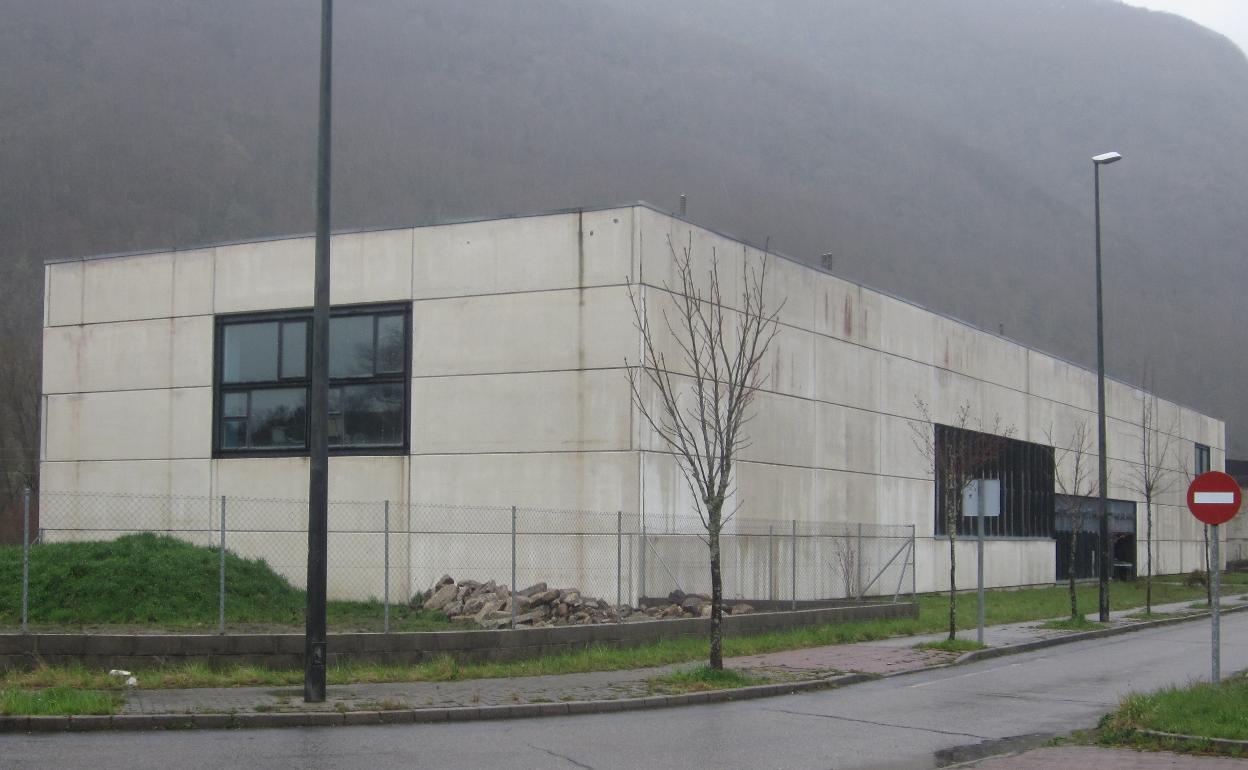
[970,746,1246,769]
[727,643,957,675]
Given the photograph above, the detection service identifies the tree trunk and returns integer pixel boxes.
[1145,498,1153,616]
[947,499,958,641]
[1068,518,1078,620]
[708,507,724,670]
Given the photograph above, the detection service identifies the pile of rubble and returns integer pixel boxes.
[414,576,755,629]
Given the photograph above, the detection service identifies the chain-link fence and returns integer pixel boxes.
[2,490,917,633]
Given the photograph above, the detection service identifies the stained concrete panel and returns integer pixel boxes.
[877,295,934,365]
[411,213,584,299]
[41,318,213,394]
[214,237,314,313]
[409,451,638,512]
[878,354,936,421]
[46,262,85,327]
[172,249,215,317]
[735,391,817,469]
[330,229,414,305]
[763,324,816,400]
[815,403,882,474]
[1027,351,1097,413]
[580,207,636,286]
[814,335,881,413]
[411,370,632,454]
[412,286,636,377]
[636,208,742,308]
[82,253,174,323]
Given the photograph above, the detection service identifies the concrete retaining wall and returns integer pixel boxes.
[0,601,916,671]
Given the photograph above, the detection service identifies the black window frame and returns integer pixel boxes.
[932,424,1056,539]
[213,303,411,458]
[1195,443,1211,475]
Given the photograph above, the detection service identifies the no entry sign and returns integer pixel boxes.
[1187,471,1242,526]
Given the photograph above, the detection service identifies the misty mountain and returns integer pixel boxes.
[1,0,1245,458]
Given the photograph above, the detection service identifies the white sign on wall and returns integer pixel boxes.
[962,479,1001,518]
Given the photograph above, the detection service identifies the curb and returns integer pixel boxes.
[1136,729,1248,751]
[3,606,1238,733]
[955,603,1248,666]
[1,673,875,733]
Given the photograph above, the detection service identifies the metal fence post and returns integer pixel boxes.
[510,505,518,630]
[383,500,391,634]
[616,510,623,612]
[791,519,797,611]
[910,524,917,599]
[21,487,30,633]
[218,495,226,635]
[639,518,647,603]
[856,523,863,600]
[768,525,774,601]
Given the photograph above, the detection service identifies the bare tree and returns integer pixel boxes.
[909,399,1014,641]
[1178,448,1213,607]
[1045,420,1095,620]
[1125,390,1178,616]
[0,305,40,539]
[626,235,781,670]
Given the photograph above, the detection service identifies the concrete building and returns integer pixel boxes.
[39,204,1226,599]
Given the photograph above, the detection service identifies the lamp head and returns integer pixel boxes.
[1092,152,1123,165]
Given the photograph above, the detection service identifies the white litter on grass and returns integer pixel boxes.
[108,670,138,687]
[126,676,138,688]
[108,670,131,677]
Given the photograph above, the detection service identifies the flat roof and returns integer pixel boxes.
[43,201,1221,426]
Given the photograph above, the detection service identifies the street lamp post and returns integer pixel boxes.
[305,0,333,703]
[1092,150,1121,623]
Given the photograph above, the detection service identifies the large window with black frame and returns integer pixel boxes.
[933,424,1056,538]
[214,304,410,455]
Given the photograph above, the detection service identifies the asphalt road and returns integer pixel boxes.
[6,614,1246,770]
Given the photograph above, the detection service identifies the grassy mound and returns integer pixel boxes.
[0,533,306,626]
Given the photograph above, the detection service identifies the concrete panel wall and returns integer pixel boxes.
[40,204,1226,598]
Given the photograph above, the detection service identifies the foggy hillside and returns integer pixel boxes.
[1,0,1246,463]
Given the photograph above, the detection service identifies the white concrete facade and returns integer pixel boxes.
[40,205,1226,599]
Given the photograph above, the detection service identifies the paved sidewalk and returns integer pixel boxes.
[117,597,1225,717]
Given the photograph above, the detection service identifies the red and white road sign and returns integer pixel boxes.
[1187,471,1242,526]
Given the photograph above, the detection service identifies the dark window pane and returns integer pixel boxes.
[221,418,247,449]
[281,321,307,379]
[377,315,405,374]
[222,392,248,418]
[329,383,405,448]
[249,388,307,448]
[222,323,279,383]
[330,315,374,378]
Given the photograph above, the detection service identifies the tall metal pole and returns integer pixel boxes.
[21,487,30,633]
[1094,160,1111,623]
[304,0,333,704]
[791,519,797,611]
[977,483,985,645]
[616,511,622,611]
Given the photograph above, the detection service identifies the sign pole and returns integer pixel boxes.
[1184,470,1239,686]
[1212,522,1220,684]
[977,480,985,645]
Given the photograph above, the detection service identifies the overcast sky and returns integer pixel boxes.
[1121,0,1248,54]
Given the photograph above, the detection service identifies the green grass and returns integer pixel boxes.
[1100,673,1248,754]
[915,638,986,652]
[0,534,448,631]
[1038,617,1107,631]
[0,686,122,716]
[1,578,1209,691]
[648,665,767,694]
